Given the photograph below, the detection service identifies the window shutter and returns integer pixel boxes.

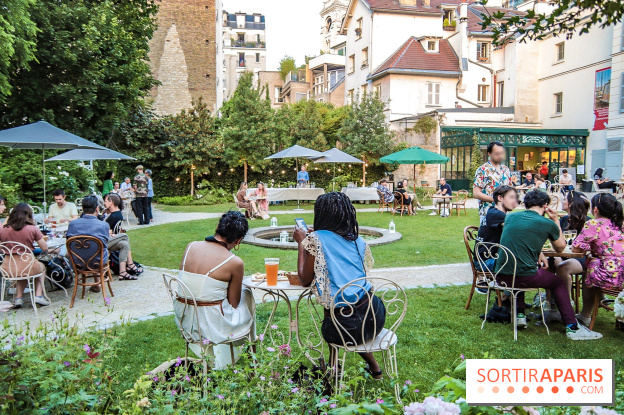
[621,73,624,112]
[428,83,433,105]
[434,83,440,105]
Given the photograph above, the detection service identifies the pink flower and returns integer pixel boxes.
[171,390,177,398]
[105,297,111,306]
[271,324,278,329]
[184,375,191,382]
[267,347,275,352]
[330,404,337,408]
[175,356,182,367]
[258,333,264,341]
[320,398,328,403]
[202,338,210,345]
[63,361,70,367]
[278,344,291,357]
[376,399,384,404]
[217,394,225,400]
[291,387,299,393]
[83,344,91,354]
[405,380,412,385]
[460,354,465,360]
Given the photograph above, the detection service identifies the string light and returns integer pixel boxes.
[326,169,330,173]
[217,172,222,176]
[348,164,352,168]
[269,170,273,174]
[338,168,342,172]
[251,166,254,170]
[281,170,285,174]
[230,168,234,172]
[175,178,180,182]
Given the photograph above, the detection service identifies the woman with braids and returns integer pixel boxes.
[572,193,624,326]
[175,211,256,369]
[294,192,386,379]
[555,191,591,295]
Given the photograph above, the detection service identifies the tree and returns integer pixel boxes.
[467,134,483,184]
[221,72,276,182]
[338,93,395,185]
[276,100,329,151]
[166,99,222,195]
[481,0,624,44]
[278,55,297,81]
[0,0,37,99]
[0,0,158,143]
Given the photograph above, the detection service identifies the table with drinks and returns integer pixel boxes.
[242,257,326,366]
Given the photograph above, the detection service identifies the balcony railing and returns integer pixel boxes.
[286,69,307,83]
[230,39,266,48]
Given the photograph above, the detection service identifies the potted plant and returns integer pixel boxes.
[355,27,362,37]
[443,18,456,31]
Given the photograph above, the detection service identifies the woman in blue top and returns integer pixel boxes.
[146,169,154,222]
[294,192,386,379]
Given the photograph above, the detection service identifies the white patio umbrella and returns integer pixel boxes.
[309,148,364,191]
[265,145,323,210]
[0,121,107,213]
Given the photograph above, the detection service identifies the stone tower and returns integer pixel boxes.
[320,0,349,54]
[148,0,220,116]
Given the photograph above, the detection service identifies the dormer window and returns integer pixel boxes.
[426,40,439,53]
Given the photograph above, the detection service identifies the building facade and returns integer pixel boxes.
[320,0,349,54]
[148,0,221,116]
[340,0,622,188]
[222,11,267,100]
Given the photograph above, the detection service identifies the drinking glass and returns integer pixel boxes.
[568,230,577,245]
[265,258,279,286]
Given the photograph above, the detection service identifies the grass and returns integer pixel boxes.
[128,210,478,273]
[155,201,377,214]
[106,284,624,397]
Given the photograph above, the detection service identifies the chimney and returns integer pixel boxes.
[422,0,430,7]
[399,0,417,6]
[459,2,469,61]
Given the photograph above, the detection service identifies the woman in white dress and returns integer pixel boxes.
[175,211,256,369]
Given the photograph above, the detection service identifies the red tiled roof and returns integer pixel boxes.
[467,5,527,34]
[364,0,442,14]
[371,37,460,78]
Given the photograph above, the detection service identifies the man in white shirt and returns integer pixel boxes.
[46,189,78,223]
[120,177,133,193]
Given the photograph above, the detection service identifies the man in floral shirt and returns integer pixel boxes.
[473,141,511,225]
[377,179,394,203]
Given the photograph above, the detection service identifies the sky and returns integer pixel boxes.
[223,0,324,70]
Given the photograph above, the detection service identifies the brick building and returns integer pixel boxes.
[148,0,222,116]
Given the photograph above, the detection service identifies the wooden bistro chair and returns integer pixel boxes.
[0,242,50,316]
[476,242,550,341]
[66,236,114,308]
[162,273,254,374]
[392,191,409,217]
[376,189,391,213]
[588,286,623,331]
[463,226,496,310]
[326,276,407,402]
[548,193,560,211]
[451,190,469,216]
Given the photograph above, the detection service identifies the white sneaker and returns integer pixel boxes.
[34,296,50,306]
[8,287,29,295]
[516,313,527,329]
[428,211,437,216]
[566,325,602,340]
[575,313,591,327]
[13,298,23,309]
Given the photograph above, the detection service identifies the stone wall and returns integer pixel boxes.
[149,0,217,115]
[391,123,442,187]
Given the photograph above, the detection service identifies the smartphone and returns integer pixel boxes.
[294,218,308,231]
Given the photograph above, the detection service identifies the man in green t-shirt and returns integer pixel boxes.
[495,190,602,340]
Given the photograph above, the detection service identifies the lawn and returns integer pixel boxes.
[106,284,624,399]
[128,210,479,272]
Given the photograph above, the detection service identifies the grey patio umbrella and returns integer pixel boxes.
[0,120,107,212]
[309,148,363,191]
[45,148,135,162]
[265,145,323,210]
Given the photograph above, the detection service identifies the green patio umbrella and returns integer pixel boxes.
[380,146,450,188]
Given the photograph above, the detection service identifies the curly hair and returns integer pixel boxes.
[215,211,249,243]
[523,189,551,209]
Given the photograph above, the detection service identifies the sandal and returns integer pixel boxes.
[127,263,143,275]
[364,364,383,380]
[119,272,138,281]
[89,285,101,293]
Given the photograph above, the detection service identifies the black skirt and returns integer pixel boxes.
[321,294,386,346]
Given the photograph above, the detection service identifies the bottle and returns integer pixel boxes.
[389,220,396,234]
[270,217,278,227]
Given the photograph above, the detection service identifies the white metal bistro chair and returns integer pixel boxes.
[326,277,407,402]
[593,179,611,194]
[475,242,549,341]
[162,273,254,374]
[0,242,50,316]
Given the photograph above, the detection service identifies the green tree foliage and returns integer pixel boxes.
[165,99,222,190]
[0,0,37,99]
[221,72,276,181]
[278,55,297,81]
[339,93,395,165]
[481,0,624,44]
[467,134,483,184]
[275,100,329,152]
[0,0,158,143]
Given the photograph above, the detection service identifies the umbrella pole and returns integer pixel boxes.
[333,164,336,192]
[294,157,303,211]
[42,147,47,218]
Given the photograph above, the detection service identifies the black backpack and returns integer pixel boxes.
[45,257,74,290]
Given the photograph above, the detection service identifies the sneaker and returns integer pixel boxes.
[428,211,437,216]
[34,296,50,306]
[575,313,591,327]
[8,287,30,295]
[566,325,602,340]
[13,297,23,309]
[516,313,527,329]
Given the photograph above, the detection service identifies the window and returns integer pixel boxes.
[361,84,367,96]
[257,34,261,43]
[348,55,355,74]
[426,40,438,52]
[356,18,363,40]
[237,33,245,42]
[314,75,325,95]
[620,73,624,112]
[238,52,245,67]
[556,42,565,62]
[347,89,354,105]
[554,92,563,115]
[477,42,490,61]
[254,14,260,23]
[295,92,307,102]
[496,81,504,107]
[361,48,369,67]
[326,17,332,31]
[374,84,381,97]
[477,85,489,102]
[275,87,284,103]
[427,82,440,106]
[255,53,260,63]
